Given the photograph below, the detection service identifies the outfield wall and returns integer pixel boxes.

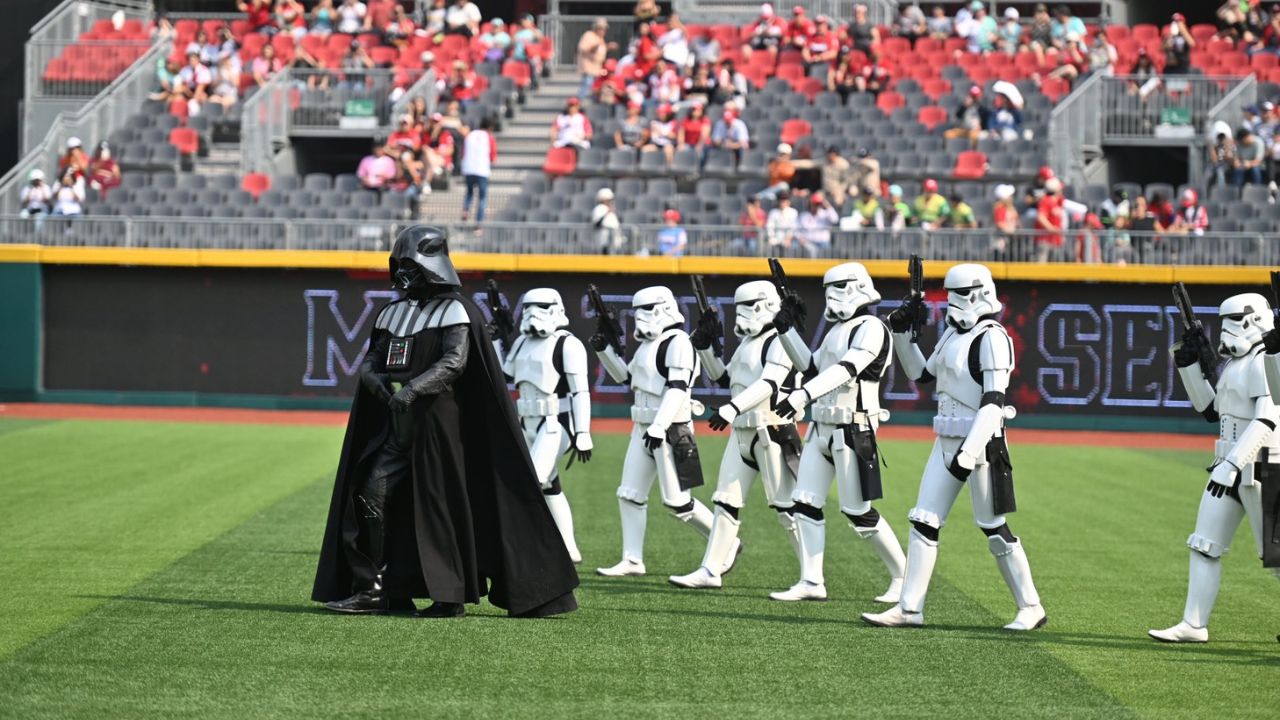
[0,245,1270,433]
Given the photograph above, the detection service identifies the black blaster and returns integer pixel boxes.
[587,283,625,355]
[768,257,806,334]
[486,279,516,345]
[690,274,724,356]
[1173,281,1218,386]
[908,254,925,343]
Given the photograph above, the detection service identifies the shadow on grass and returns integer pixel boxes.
[73,594,578,621]
[918,624,1280,664]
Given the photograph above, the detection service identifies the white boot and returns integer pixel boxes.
[597,498,647,577]
[669,507,741,589]
[990,534,1047,631]
[861,604,924,627]
[673,498,714,538]
[1148,621,1209,643]
[1149,551,1220,642]
[854,515,907,603]
[543,491,582,564]
[769,513,827,601]
[898,527,939,615]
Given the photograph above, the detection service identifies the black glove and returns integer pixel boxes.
[889,294,927,334]
[707,403,736,431]
[359,367,393,405]
[773,291,805,334]
[389,385,418,413]
[589,333,610,352]
[643,429,664,450]
[690,327,713,350]
[1173,328,1209,369]
[776,390,805,419]
[1264,327,1280,354]
[690,310,721,350]
[947,454,972,482]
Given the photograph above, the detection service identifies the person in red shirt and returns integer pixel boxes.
[364,0,396,36]
[632,22,661,77]
[678,102,710,150]
[786,6,816,50]
[742,3,786,64]
[88,141,121,200]
[386,115,423,154]
[858,55,891,97]
[422,112,455,189]
[803,15,839,70]
[437,60,476,106]
[1035,177,1065,262]
[237,0,276,34]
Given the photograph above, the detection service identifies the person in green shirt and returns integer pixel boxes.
[912,178,950,230]
[841,185,885,230]
[888,184,912,231]
[947,193,977,228]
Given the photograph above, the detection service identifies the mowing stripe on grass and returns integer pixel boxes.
[0,417,52,438]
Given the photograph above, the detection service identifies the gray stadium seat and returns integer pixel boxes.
[304,173,333,192]
[637,150,668,176]
[606,147,637,175]
[575,147,607,175]
[647,178,675,196]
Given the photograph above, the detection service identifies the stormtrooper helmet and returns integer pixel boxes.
[823,262,880,321]
[632,286,684,341]
[944,263,1001,331]
[733,280,781,337]
[1218,292,1273,357]
[519,287,569,338]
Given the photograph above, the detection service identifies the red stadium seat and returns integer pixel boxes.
[777,63,804,83]
[1131,24,1159,42]
[1104,24,1129,42]
[242,173,271,199]
[880,37,910,55]
[917,105,947,131]
[796,77,825,100]
[1252,54,1279,71]
[1039,77,1070,102]
[876,91,905,114]
[169,127,199,155]
[780,119,812,145]
[922,78,951,100]
[501,60,532,88]
[542,147,577,176]
[953,151,987,179]
[168,98,189,120]
[370,46,398,66]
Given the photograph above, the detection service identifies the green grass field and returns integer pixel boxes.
[0,416,1276,719]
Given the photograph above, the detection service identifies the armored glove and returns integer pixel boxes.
[776,388,809,420]
[565,433,593,468]
[708,402,738,431]
[889,294,928,334]
[643,426,665,450]
[1206,460,1239,498]
[947,451,976,482]
[772,291,806,334]
[589,333,610,352]
[1173,328,1212,369]
[1264,327,1280,354]
[359,366,393,405]
[690,310,722,351]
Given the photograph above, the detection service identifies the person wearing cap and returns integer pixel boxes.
[551,97,594,150]
[797,192,838,257]
[592,188,624,252]
[841,185,885,231]
[1098,187,1129,231]
[822,146,852,209]
[657,209,688,256]
[479,18,512,64]
[756,143,796,201]
[1171,188,1210,236]
[997,7,1022,55]
[887,184,912,231]
[992,183,1020,258]
[615,101,650,151]
[387,114,423,153]
[892,2,926,43]
[851,146,880,196]
[444,0,481,37]
[19,168,53,226]
[577,18,611,99]
[945,85,989,144]
[845,3,880,55]
[765,192,799,251]
[1027,3,1053,64]
[963,1,997,54]
[710,105,750,163]
[50,166,85,220]
[1034,177,1066,261]
[644,103,679,163]
[737,195,767,254]
[423,112,454,190]
[785,6,816,51]
[802,15,838,70]
[89,141,121,200]
[1049,4,1085,50]
[984,91,1024,141]
[1163,12,1195,74]
[512,14,544,87]
[743,3,785,63]
[913,179,951,231]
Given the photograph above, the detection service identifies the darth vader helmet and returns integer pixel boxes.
[390,225,461,298]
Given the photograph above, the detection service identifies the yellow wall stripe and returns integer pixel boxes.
[0,244,1268,285]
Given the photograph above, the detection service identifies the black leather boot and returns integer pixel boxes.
[415,601,466,618]
[323,589,391,614]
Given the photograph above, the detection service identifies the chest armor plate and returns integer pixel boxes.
[728,333,770,395]
[813,317,871,411]
[933,326,985,412]
[512,334,562,396]
[629,329,681,397]
[1216,353,1261,424]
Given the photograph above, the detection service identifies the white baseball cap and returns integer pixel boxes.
[1004,7,1019,20]
[66,137,82,149]
[596,188,614,201]
[777,142,792,154]
[994,184,1015,200]
[760,3,774,17]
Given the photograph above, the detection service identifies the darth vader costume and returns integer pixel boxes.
[311,226,579,618]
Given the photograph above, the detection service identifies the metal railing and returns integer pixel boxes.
[239,71,290,176]
[1048,72,1103,192]
[287,68,430,131]
[1099,75,1249,143]
[1,42,167,215]
[1206,74,1259,141]
[28,39,155,99]
[389,69,439,122]
[0,216,1273,267]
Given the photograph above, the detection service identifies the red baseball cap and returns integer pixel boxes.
[792,6,805,14]
[923,179,938,192]
[810,192,825,204]
[1037,165,1054,180]
[663,209,681,222]
[658,102,673,115]
[1172,12,1185,22]
[969,85,982,97]
[567,97,581,106]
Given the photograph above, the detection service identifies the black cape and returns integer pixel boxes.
[311,291,579,617]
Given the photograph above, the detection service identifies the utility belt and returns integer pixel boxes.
[1214,439,1280,472]
[933,406,1017,438]
[811,406,890,428]
[733,408,788,429]
[516,395,568,419]
[631,400,703,425]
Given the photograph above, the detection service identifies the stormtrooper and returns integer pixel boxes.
[863,263,1046,631]
[494,288,593,564]
[668,280,802,590]
[1150,293,1280,643]
[592,286,715,577]
[767,262,908,604]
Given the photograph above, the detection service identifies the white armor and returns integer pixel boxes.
[595,287,713,577]
[1151,294,1279,643]
[496,288,592,564]
[864,263,1045,631]
[768,263,907,604]
[670,281,800,590]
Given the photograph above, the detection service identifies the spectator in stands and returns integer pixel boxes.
[338,39,374,88]
[276,0,307,39]
[850,146,880,196]
[857,53,891,97]
[926,5,953,41]
[1171,188,1210,235]
[841,186,884,230]
[592,188,624,253]
[357,141,397,191]
[364,0,395,35]
[423,113,454,188]
[683,64,717,106]
[58,137,89,184]
[239,0,276,34]
[821,145,851,210]
[710,105,749,164]
[765,192,798,252]
[440,99,466,131]
[645,103,678,163]
[997,8,1022,55]
[992,184,1019,258]
[478,18,512,63]
[1050,4,1085,49]
[984,92,1024,141]
[252,43,285,87]
[1126,48,1161,98]
[1084,31,1118,78]
[390,150,425,199]
[577,18,610,99]
[1148,192,1177,229]
[311,0,337,36]
[188,29,218,66]
[678,102,710,151]
[1047,34,1089,84]
[19,169,52,227]
[290,42,328,88]
[947,192,978,229]
[757,143,796,200]
[335,0,367,35]
[913,179,950,231]
[594,59,625,105]
[1035,177,1066,261]
[659,14,691,68]
[785,7,815,52]
[1163,13,1195,74]
[552,97,593,150]
[1027,3,1054,65]
[461,118,496,222]
[715,60,748,106]
[89,142,121,200]
[657,209,688,256]
[512,14,545,85]
[845,4,879,55]
[629,21,662,77]
[1126,194,1159,262]
[649,57,682,106]
[178,51,213,114]
[691,28,721,66]
[1098,187,1129,229]
[633,0,660,30]
[945,85,987,144]
[1217,1,1264,42]
[1207,123,1238,187]
[210,55,242,105]
[963,2,997,54]
[51,167,85,220]
[421,0,446,36]
[829,51,864,103]
[388,115,422,153]
[743,3,785,63]
[887,184,911,231]
[892,3,926,43]
[614,101,649,151]
[1247,9,1280,56]
[384,5,418,48]
[439,60,476,108]
[798,193,838,257]
[802,16,838,72]
[738,195,767,253]
[1236,126,1266,186]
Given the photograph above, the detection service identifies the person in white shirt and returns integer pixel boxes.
[461,117,496,222]
[798,192,839,257]
[592,188,623,252]
[766,192,799,251]
[19,169,53,230]
[336,0,367,34]
[657,13,690,68]
[551,97,593,149]
[445,0,482,37]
